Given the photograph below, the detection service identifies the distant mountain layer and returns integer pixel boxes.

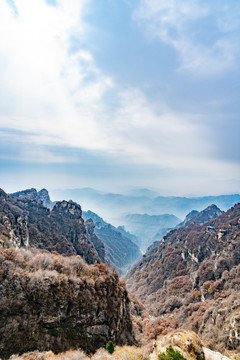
[51,188,240,219]
[151,194,240,216]
[0,189,103,264]
[83,210,141,274]
[124,213,181,251]
[127,203,240,353]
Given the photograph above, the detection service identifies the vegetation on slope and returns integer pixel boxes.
[127,204,240,354]
[0,248,134,359]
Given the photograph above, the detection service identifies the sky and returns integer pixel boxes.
[0,0,240,196]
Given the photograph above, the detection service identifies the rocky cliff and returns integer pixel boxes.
[127,204,240,355]
[0,248,134,359]
[0,189,101,264]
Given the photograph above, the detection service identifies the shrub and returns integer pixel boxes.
[106,340,115,354]
[158,346,187,360]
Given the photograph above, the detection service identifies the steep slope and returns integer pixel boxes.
[0,248,134,359]
[124,213,181,251]
[85,219,106,263]
[83,211,141,274]
[0,189,101,264]
[127,204,240,354]
[176,204,223,228]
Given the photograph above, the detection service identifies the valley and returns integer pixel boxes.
[0,187,239,360]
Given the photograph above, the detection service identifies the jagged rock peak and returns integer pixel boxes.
[177,204,224,228]
[38,188,49,197]
[204,203,222,212]
[37,188,51,207]
[52,200,82,219]
[10,188,55,209]
[11,188,39,200]
[189,203,223,224]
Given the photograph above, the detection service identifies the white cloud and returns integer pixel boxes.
[0,0,210,166]
[0,0,239,195]
[106,88,240,181]
[134,0,240,76]
[0,0,113,150]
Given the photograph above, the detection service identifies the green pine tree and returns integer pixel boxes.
[158,346,187,360]
[106,340,115,354]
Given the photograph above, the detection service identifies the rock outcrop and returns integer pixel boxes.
[203,348,231,360]
[150,330,205,360]
[0,248,134,359]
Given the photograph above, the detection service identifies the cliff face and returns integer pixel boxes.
[85,219,106,263]
[0,248,134,359]
[127,203,240,354]
[0,189,101,265]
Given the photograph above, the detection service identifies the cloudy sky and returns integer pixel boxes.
[0,0,239,196]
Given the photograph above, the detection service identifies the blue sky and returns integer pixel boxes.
[0,0,239,196]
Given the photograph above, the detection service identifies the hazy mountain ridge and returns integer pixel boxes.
[83,210,141,274]
[124,213,181,251]
[126,203,240,354]
[51,188,240,219]
[52,188,240,250]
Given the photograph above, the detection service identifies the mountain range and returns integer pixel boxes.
[0,186,239,359]
[51,187,240,220]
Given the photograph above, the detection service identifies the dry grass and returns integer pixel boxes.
[9,346,150,360]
